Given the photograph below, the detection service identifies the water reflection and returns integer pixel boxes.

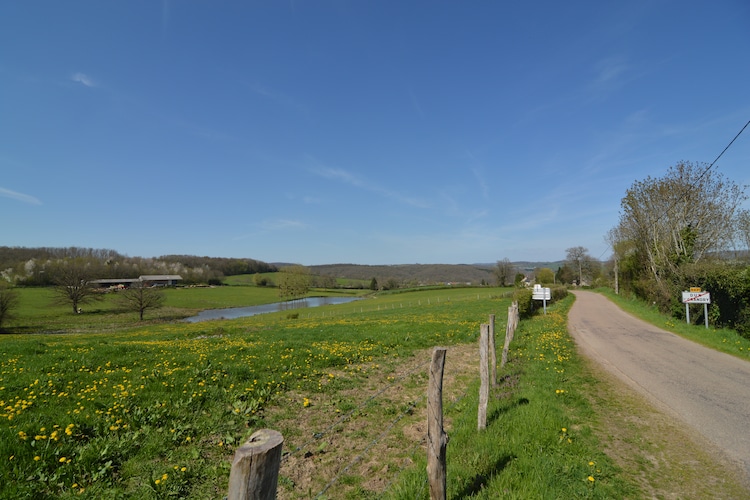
[184,296,362,323]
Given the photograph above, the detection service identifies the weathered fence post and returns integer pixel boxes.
[478,324,490,430]
[489,314,497,387]
[428,347,448,500]
[501,303,519,368]
[227,429,284,500]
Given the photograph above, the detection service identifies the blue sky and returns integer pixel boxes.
[2,1,749,265]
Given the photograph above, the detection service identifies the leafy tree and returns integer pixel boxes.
[494,258,515,287]
[383,277,400,290]
[535,267,555,284]
[0,283,20,331]
[117,281,165,320]
[51,260,103,314]
[369,277,379,290]
[313,274,337,289]
[616,161,746,284]
[514,273,526,286]
[555,264,576,285]
[610,161,748,312]
[278,265,311,300]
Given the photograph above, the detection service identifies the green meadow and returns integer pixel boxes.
[1,286,747,498]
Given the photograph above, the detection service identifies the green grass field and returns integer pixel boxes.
[2,286,747,498]
[3,285,369,334]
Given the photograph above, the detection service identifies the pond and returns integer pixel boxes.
[184,296,363,323]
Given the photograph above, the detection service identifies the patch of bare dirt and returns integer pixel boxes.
[263,343,480,499]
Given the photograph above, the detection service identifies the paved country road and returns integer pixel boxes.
[568,290,750,482]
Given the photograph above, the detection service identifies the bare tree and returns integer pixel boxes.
[565,246,592,285]
[118,280,166,320]
[737,209,750,256]
[494,258,515,287]
[51,260,103,314]
[0,284,20,331]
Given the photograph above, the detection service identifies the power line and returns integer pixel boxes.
[601,117,750,260]
[701,118,750,180]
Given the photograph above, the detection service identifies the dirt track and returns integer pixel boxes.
[568,291,750,483]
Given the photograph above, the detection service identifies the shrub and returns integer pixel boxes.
[550,285,568,302]
[513,288,536,318]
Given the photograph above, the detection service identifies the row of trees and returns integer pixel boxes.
[494,247,602,288]
[0,247,277,286]
[608,161,750,334]
[0,259,167,331]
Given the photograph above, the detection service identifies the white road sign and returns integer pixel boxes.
[682,291,711,304]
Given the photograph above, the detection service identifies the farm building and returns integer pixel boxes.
[92,275,182,288]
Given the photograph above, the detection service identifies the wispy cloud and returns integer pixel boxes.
[593,57,629,87]
[260,218,309,231]
[71,72,96,88]
[586,56,641,101]
[247,82,307,114]
[311,166,430,208]
[0,187,42,205]
[472,167,490,199]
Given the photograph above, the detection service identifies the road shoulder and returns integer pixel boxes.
[578,339,750,498]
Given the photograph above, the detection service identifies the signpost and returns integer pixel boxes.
[681,289,711,328]
[532,284,551,314]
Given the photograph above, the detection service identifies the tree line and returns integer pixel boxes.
[0,247,277,286]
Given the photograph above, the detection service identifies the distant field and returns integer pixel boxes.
[222,272,371,289]
[5,285,364,334]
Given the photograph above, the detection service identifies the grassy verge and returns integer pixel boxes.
[383,295,634,499]
[597,288,750,360]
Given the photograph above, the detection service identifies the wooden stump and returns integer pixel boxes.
[227,429,284,500]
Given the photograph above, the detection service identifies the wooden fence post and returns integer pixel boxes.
[489,314,497,388]
[227,429,284,500]
[478,324,490,430]
[428,347,448,500]
[501,304,516,368]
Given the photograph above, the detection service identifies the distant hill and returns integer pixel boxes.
[475,261,565,271]
[307,261,566,286]
[309,263,494,286]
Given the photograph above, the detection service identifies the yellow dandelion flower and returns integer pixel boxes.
[588,475,595,482]
[34,456,41,461]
